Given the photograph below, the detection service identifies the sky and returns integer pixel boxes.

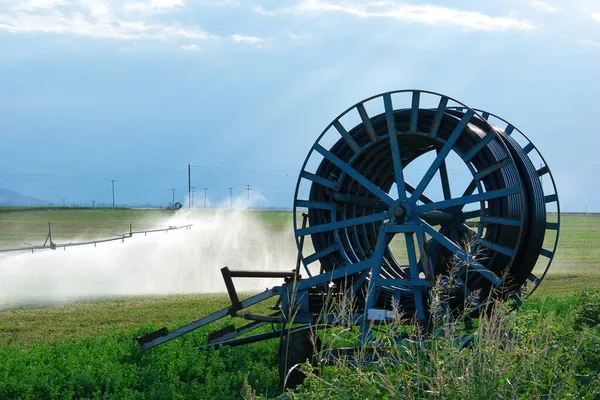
[0,0,599,210]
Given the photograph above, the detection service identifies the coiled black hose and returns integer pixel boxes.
[305,107,546,316]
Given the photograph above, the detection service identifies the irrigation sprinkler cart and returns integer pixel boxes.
[136,89,560,389]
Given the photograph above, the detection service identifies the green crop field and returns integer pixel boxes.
[0,208,598,399]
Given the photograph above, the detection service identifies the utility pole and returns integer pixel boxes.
[228,188,233,209]
[92,200,95,208]
[110,180,116,208]
[191,187,196,208]
[245,184,251,209]
[204,188,208,209]
[188,163,191,209]
[62,198,66,207]
[171,188,175,205]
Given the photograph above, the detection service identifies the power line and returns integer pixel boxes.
[3,163,600,183]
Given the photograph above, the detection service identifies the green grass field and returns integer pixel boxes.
[0,208,598,398]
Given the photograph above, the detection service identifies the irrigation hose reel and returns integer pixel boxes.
[293,89,560,325]
[138,89,560,389]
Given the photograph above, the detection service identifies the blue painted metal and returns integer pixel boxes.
[357,103,378,143]
[295,200,335,210]
[472,157,512,181]
[480,216,521,226]
[303,244,339,265]
[481,239,516,257]
[417,186,521,213]
[438,151,452,200]
[138,89,560,373]
[296,212,388,236]
[333,120,361,154]
[404,232,427,324]
[410,110,474,204]
[429,96,448,138]
[140,287,279,350]
[384,93,407,200]
[314,144,394,205]
[422,222,501,286]
[462,132,496,162]
[409,91,420,134]
[300,170,339,190]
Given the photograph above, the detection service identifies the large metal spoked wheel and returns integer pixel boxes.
[292,90,550,326]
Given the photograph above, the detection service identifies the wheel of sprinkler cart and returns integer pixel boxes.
[292,89,556,325]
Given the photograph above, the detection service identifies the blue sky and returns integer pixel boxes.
[0,0,599,210]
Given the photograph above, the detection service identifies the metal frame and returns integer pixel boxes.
[137,89,559,370]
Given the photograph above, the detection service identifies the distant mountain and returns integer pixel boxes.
[0,189,52,206]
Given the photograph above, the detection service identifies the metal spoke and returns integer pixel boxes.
[462,132,496,162]
[480,216,521,226]
[295,200,335,210]
[410,110,474,204]
[473,157,511,181]
[296,212,389,237]
[304,244,339,265]
[405,182,433,204]
[422,222,501,286]
[409,91,420,134]
[314,144,394,206]
[419,210,455,225]
[301,171,339,190]
[332,193,388,211]
[429,96,448,138]
[383,93,407,200]
[462,180,477,198]
[417,187,520,213]
[356,104,378,143]
[461,209,485,220]
[438,149,452,200]
[333,120,361,154]
[481,239,515,257]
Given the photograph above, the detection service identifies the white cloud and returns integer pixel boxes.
[530,1,557,13]
[256,0,538,31]
[232,33,264,45]
[0,0,217,41]
[592,12,600,22]
[580,37,599,47]
[82,0,110,18]
[10,0,69,11]
[0,11,214,40]
[124,0,184,14]
[180,43,199,50]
